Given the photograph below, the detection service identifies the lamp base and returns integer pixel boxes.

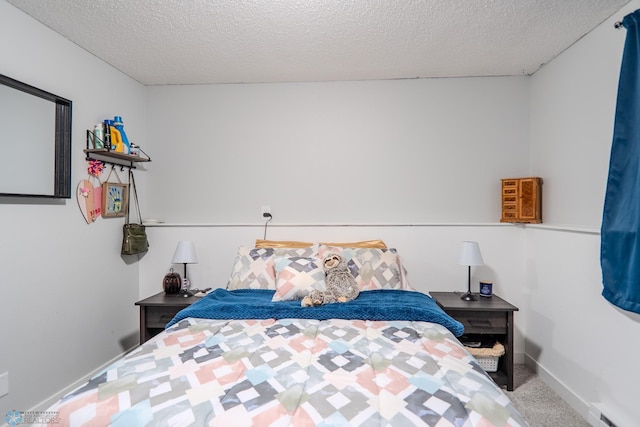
[460,292,478,301]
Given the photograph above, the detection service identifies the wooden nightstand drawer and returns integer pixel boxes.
[447,310,507,334]
[146,306,182,328]
[136,292,200,344]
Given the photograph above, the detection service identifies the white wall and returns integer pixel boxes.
[0,0,146,417]
[528,1,640,424]
[144,77,530,224]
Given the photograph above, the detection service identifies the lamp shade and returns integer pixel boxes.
[457,241,484,266]
[172,241,198,264]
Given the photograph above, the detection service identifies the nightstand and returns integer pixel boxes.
[135,291,199,344]
[430,291,519,391]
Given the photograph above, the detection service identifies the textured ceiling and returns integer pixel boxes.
[6,0,631,85]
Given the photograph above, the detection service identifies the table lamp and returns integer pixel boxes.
[457,241,484,301]
[172,241,198,289]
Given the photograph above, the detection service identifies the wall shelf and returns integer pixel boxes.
[85,129,150,168]
[84,149,151,168]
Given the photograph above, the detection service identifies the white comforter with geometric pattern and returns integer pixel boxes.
[43,317,528,426]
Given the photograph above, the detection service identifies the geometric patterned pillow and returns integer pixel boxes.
[317,245,404,291]
[271,256,326,301]
[226,246,317,290]
[226,247,275,290]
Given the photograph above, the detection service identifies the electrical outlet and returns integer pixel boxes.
[261,206,271,217]
[0,372,8,397]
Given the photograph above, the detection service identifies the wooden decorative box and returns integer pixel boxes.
[501,177,542,223]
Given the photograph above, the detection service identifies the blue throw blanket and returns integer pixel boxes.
[166,289,464,336]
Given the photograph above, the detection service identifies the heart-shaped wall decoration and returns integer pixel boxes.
[77,179,97,224]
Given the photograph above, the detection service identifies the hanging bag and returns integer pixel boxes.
[122,170,149,255]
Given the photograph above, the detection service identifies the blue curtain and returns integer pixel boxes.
[601,10,640,314]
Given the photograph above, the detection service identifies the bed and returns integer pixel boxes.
[41,243,528,426]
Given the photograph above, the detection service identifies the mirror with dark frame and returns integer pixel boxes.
[0,73,72,199]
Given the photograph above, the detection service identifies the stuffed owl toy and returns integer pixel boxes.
[302,253,359,306]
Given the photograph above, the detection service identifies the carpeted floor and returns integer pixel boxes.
[505,364,590,427]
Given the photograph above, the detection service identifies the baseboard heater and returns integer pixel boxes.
[588,403,618,427]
